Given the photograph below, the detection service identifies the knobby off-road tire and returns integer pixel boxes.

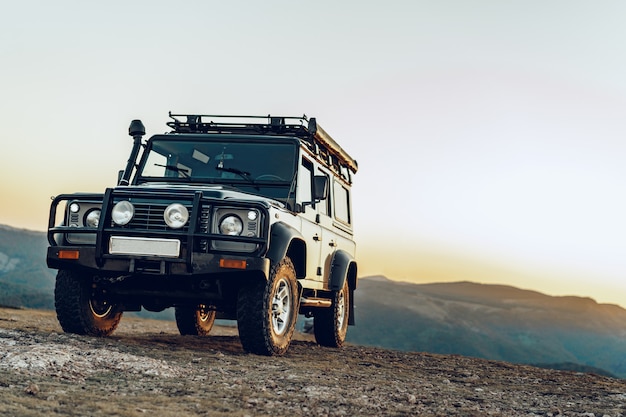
[175,304,216,336]
[54,270,123,336]
[314,279,349,347]
[237,257,299,356]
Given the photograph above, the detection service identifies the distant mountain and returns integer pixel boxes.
[2,224,625,378]
[0,225,55,309]
[348,276,626,378]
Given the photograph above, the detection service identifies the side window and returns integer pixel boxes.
[298,158,313,206]
[333,181,351,224]
[317,168,331,217]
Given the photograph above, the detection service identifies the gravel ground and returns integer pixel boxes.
[0,307,625,417]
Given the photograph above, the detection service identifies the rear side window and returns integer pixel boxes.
[333,181,351,224]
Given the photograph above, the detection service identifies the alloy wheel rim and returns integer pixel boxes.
[271,277,291,335]
[198,305,211,323]
[89,299,113,318]
[337,289,346,330]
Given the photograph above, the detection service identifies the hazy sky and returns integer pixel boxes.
[2,1,626,307]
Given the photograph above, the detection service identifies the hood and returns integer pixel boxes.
[114,183,281,208]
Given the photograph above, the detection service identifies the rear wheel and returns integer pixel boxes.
[54,270,122,336]
[175,304,216,336]
[314,279,349,347]
[237,257,299,355]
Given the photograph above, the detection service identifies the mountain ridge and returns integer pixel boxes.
[348,276,626,378]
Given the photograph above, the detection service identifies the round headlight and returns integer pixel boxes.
[219,215,243,236]
[85,209,101,228]
[112,201,134,226]
[247,210,258,221]
[164,203,189,229]
[69,203,80,213]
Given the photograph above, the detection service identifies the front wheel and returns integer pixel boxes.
[175,304,216,336]
[314,279,350,347]
[237,257,299,355]
[54,270,123,336]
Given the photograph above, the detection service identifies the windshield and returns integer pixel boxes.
[137,138,298,202]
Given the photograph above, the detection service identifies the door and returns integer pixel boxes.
[297,157,323,288]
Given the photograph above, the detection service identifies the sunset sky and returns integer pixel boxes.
[2,1,626,307]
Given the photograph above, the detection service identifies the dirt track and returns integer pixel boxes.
[0,307,625,417]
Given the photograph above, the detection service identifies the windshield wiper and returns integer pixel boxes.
[216,166,259,190]
[154,164,190,178]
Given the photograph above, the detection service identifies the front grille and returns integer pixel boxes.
[199,205,211,233]
[198,205,211,252]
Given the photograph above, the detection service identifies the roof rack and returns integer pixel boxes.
[167,112,358,174]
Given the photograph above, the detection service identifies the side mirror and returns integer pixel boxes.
[313,175,329,201]
[299,175,329,212]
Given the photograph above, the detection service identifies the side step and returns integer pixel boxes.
[300,297,332,308]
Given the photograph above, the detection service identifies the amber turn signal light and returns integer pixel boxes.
[58,250,80,260]
[219,259,247,269]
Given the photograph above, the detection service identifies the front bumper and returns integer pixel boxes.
[47,246,270,278]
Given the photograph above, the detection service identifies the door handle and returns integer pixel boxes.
[329,240,337,247]
[313,234,320,242]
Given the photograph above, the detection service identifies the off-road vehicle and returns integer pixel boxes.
[46,113,358,355]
